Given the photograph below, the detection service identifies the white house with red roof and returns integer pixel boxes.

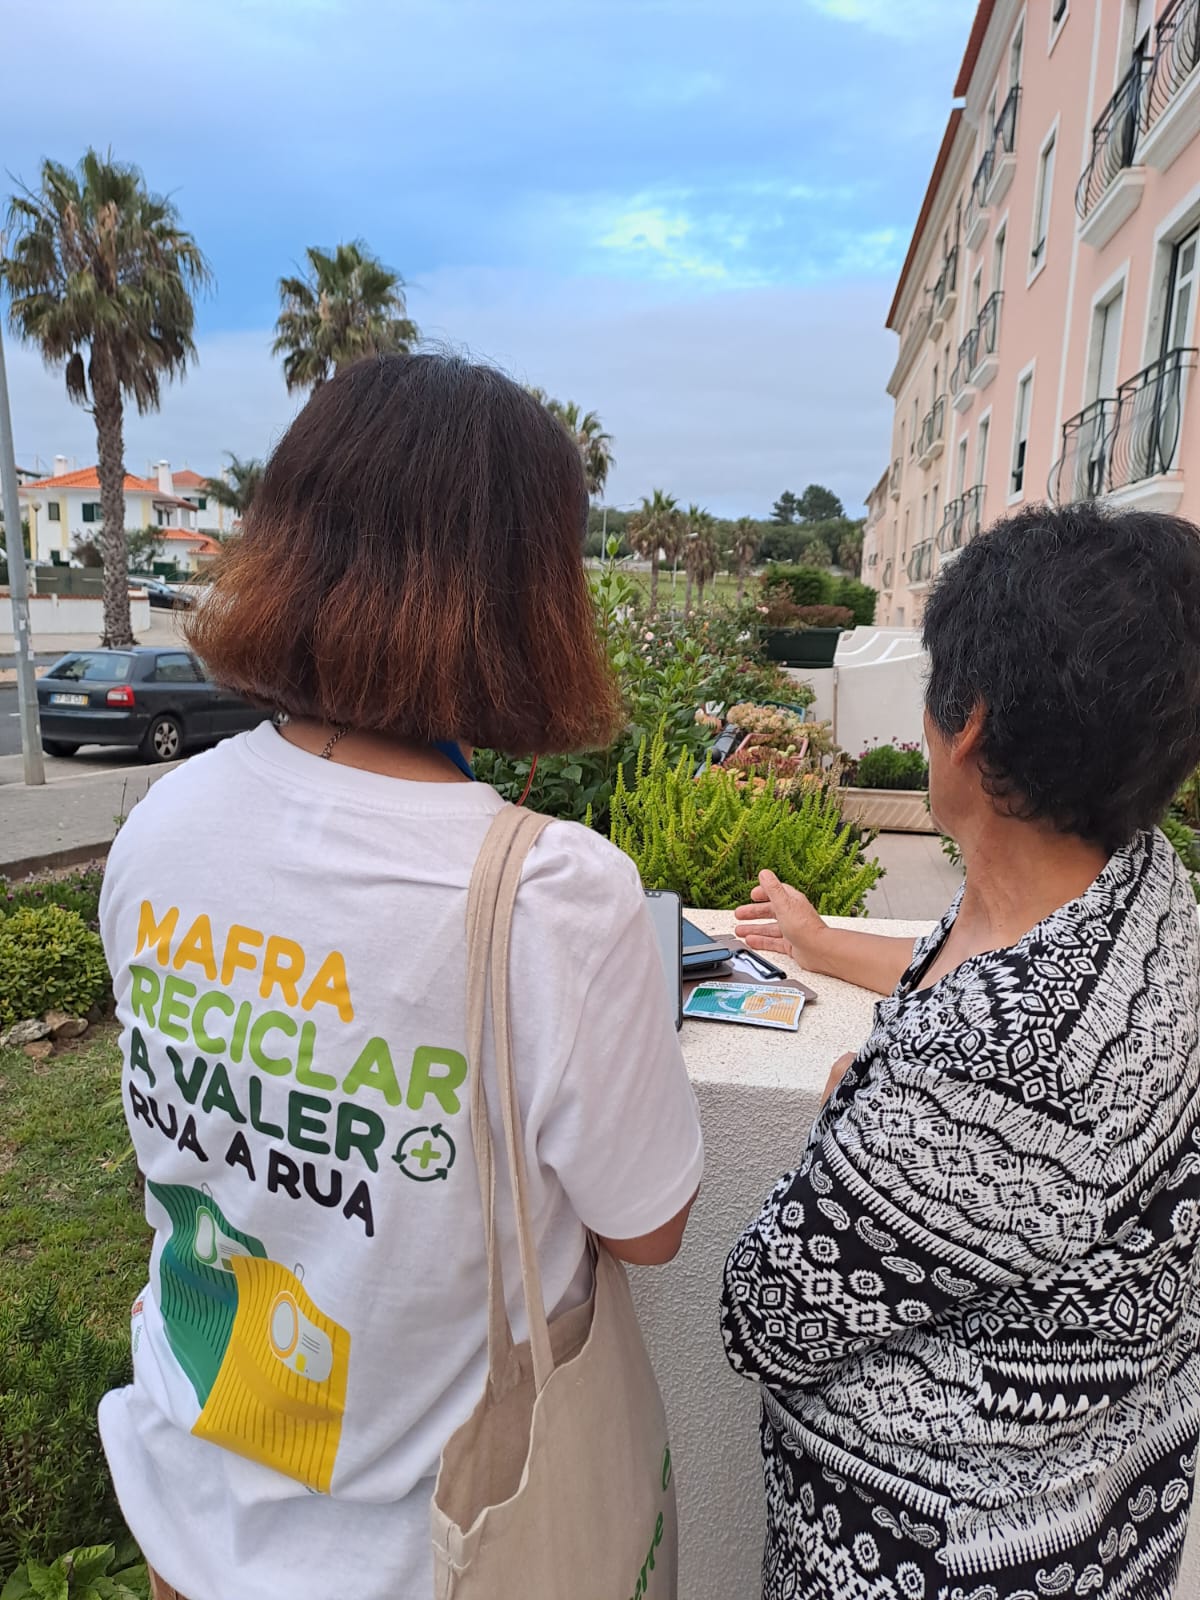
[18,457,225,571]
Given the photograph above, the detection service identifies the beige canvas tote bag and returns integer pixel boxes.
[431,803,678,1600]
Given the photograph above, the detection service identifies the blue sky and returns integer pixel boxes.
[6,0,973,517]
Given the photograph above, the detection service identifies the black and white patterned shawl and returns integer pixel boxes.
[721,830,1200,1600]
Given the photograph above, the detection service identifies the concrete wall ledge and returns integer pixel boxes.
[631,911,1200,1598]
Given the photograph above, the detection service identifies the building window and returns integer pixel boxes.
[993,225,1007,293]
[47,501,60,522]
[1164,228,1199,357]
[1012,373,1033,496]
[1053,0,1067,20]
[956,436,969,495]
[156,507,170,527]
[976,414,991,485]
[1031,134,1056,272]
[910,399,919,456]
[197,496,207,511]
[971,267,983,324]
[1009,22,1024,89]
[1090,288,1124,402]
[81,502,100,523]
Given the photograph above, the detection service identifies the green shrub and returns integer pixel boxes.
[835,576,878,627]
[852,743,929,792]
[0,869,104,931]
[1,1543,148,1599]
[0,1287,132,1577]
[0,907,109,1027]
[610,730,881,914]
[764,565,835,607]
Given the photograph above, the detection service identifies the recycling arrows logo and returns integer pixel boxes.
[392,1123,458,1182]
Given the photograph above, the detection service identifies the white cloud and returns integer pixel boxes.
[805,0,971,38]
[8,268,897,519]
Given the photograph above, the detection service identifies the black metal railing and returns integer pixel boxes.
[1144,0,1200,133]
[907,540,934,584]
[951,326,979,396]
[969,145,995,218]
[918,395,947,459]
[1076,59,1146,218]
[1110,347,1197,487]
[993,84,1020,158]
[1051,348,1197,500]
[882,557,894,589]
[938,485,985,552]
[1050,398,1117,502]
[977,290,1002,361]
[931,247,959,321]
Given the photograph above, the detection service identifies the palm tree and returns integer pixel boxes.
[203,453,264,526]
[273,241,417,394]
[837,523,864,577]
[2,150,210,646]
[682,505,716,615]
[732,517,761,604]
[549,400,614,498]
[626,490,681,616]
[527,389,615,498]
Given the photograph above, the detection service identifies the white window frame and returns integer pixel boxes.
[1009,363,1036,504]
[956,435,970,496]
[1028,120,1060,285]
[1084,262,1130,405]
[1049,0,1068,54]
[992,215,1009,295]
[1008,15,1025,92]
[976,406,993,488]
[1140,183,1200,365]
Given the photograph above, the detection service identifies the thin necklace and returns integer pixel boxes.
[320,726,350,761]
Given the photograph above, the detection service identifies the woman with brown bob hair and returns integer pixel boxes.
[97,353,704,1600]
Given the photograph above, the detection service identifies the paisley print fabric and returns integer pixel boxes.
[721,831,1200,1599]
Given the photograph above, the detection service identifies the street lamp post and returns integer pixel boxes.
[0,314,44,785]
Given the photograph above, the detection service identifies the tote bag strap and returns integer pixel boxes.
[465,803,556,1396]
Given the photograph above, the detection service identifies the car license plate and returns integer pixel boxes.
[50,693,89,707]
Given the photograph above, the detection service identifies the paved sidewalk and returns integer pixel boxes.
[865,830,961,922]
[0,763,178,877]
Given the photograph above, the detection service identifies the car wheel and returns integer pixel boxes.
[140,714,184,764]
[41,740,80,758]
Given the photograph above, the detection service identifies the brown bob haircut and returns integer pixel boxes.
[187,353,620,755]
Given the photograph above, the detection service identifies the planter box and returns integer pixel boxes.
[841,786,934,834]
[762,627,841,668]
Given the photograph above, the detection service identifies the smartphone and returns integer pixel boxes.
[681,916,734,974]
[643,890,684,1031]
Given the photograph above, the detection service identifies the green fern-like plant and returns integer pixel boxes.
[610,729,882,913]
[0,1287,132,1579]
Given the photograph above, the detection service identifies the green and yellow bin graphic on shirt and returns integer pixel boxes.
[150,1182,350,1492]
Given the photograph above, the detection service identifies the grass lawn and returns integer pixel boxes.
[0,1025,147,1337]
[589,567,750,610]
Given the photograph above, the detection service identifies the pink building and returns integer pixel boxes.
[867,0,1200,625]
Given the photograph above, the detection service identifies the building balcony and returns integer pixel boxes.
[917,396,947,466]
[1050,347,1197,512]
[971,291,1002,391]
[951,327,979,413]
[906,539,934,587]
[1077,59,1147,248]
[964,149,993,250]
[889,459,902,500]
[937,485,985,555]
[1141,0,1200,172]
[928,246,959,339]
[985,85,1021,208]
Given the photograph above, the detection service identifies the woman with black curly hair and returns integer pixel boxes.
[724,504,1200,1600]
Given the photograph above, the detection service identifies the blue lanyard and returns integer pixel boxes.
[432,740,476,781]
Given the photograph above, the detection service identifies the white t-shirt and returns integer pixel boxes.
[98,722,704,1600]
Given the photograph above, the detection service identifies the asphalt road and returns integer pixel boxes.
[0,685,186,778]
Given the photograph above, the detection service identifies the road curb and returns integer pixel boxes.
[0,840,111,882]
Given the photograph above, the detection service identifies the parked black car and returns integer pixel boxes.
[130,576,193,610]
[37,648,269,762]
